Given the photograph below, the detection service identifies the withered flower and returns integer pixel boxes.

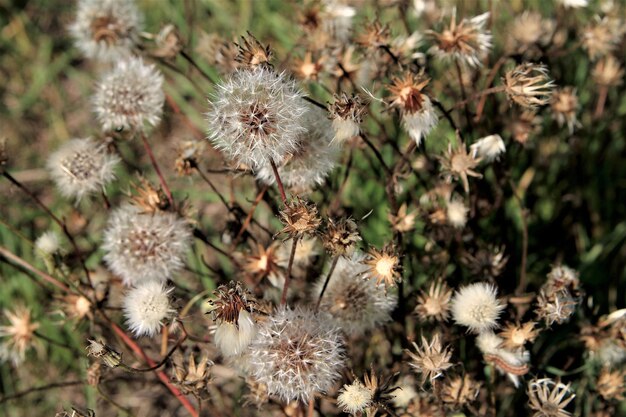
[235,32,272,68]
[503,63,555,109]
[128,175,170,213]
[174,140,206,177]
[242,243,283,287]
[279,198,321,239]
[86,339,122,368]
[415,279,453,322]
[292,52,325,81]
[328,93,366,143]
[152,24,183,59]
[498,322,539,350]
[596,367,626,401]
[323,217,362,256]
[388,203,418,232]
[172,350,213,396]
[441,374,481,407]
[527,378,575,417]
[593,55,624,87]
[439,141,482,194]
[551,87,580,134]
[364,245,401,289]
[355,19,391,51]
[406,333,453,384]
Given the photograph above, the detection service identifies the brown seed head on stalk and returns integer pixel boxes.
[387,73,431,114]
[356,19,391,50]
[503,63,555,108]
[279,198,321,239]
[175,140,206,176]
[129,175,170,213]
[292,52,325,81]
[439,140,482,194]
[551,87,580,134]
[235,32,272,69]
[323,217,362,256]
[243,243,283,286]
[415,279,453,322]
[388,203,418,233]
[86,339,122,368]
[592,55,624,87]
[364,245,401,289]
[172,350,213,397]
[152,24,183,59]
[441,374,481,408]
[406,333,454,385]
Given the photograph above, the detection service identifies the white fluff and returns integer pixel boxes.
[123,282,174,337]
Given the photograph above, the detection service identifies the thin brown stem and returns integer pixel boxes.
[307,396,315,417]
[315,255,339,311]
[452,86,506,110]
[475,56,508,122]
[234,185,268,244]
[0,380,84,403]
[194,165,231,212]
[0,245,70,292]
[509,180,529,296]
[280,236,300,306]
[269,159,287,204]
[594,85,608,119]
[454,58,472,130]
[121,334,187,373]
[140,132,174,207]
[360,133,392,176]
[180,50,218,84]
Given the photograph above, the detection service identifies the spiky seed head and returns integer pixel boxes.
[93,57,164,133]
[174,140,206,176]
[242,243,284,288]
[503,63,555,109]
[69,0,142,62]
[47,138,119,201]
[328,93,365,143]
[128,176,170,214]
[172,350,213,396]
[235,32,272,69]
[439,141,482,194]
[337,380,373,415]
[389,203,418,233]
[593,55,624,87]
[364,245,401,289]
[441,375,481,407]
[406,333,454,384]
[428,10,492,67]
[415,279,453,322]
[279,198,322,239]
[123,282,174,337]
[470,134,506,162]
[315,252,397,335]
[208,281,257,357]
[581,17,620,61]
[527,378,575,417]
[206,67,308,170]
[451,282,505,333]
[323,217,362,257]
[0,306,40,365]
[247,306,345,403]
[535,289,578,326]
[255,105,339,193]
[498,322,539,350]
[102,204,192,286]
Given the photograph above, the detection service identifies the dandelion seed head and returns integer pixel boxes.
[337,380,373,414]
[123,281,174,337]
[451,282,505,333]
[470,134,506,162]
[47,138,119,201]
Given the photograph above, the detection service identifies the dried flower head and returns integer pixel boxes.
[0,306,39,365]
[511,110,541,145]
[235,32,272,69]
[172,350,213,396]
[152,24,183,59]
[315,252,397,335]
[551,87,580,134]
[328,93,366,143]
[387,73,438,145]
[592,55,624,87]
[415,279,453,322]
[536,289,578,326]
[337,379,373,415]
[527,378,575,417]
[279,198,321,239]
[406,333,453,384]
[292,52,325,81]
[441,374,481,407]
[364,245,401,289]
[255,105,339,193]
[123,281,175,337]
[356,19,390,50]
[242,242,283,287]
[247,306,345,403]
[503,63,555,109]
[596,367,626,401]
[507,12,553,55]
[175,140,206,176]
[451,282,505,333]
[428,10,492,67]
[93,57,164,133]
[86,339,122,368]
[323,217,362,256]
[206,67,307,169]
[470,134,506,162]
[47,138,119,202]
[69,0,142,62]
[195,32,239,74]
[102,203,192,286]
[127,176,170,214]
[499,322,539,350]
[439,140,482,194]
[389,203,418,232]
[581,17,620,61]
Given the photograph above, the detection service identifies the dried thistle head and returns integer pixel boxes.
[362,365,400,412]
[428,10,492,67]
[0,306,40,365]
[292,52,325,81]
[328,93,366,143]
[364,245,401,289]
[415,279,453,322]
[551,87,580,134]
[527,378,575,417]
[195,32,239,73]
[172,350,213,397]
[441,374,481,408]
[592,55,624,87]
[323,217,362,256]
[498,322,539,350]
[235,32,272,69]
[439,140,482,194]
[507,12,553,55]
[503,63,555,108]
[279,198,321,239]
[86,339,122,368]
[389,203,418,233]
[175,140,206,176]
[355,19,391,51]
[128,175,170,213]
[596,367,626,401]
[406,333,453,384]
[536,289,578,327]
[510,110,541,145]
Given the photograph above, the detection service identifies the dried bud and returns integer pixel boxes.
[172,350,213,396]
[551,87,580,134]
[328,93,365,143]
[323,217,362,256]
[503,63,555,108]
[86,339,122,368]
[175,140,205,176]
[406,333,453,384]
[128,176,170,213]
[279,198,321,239]
[235,32,272,69]
[441,375,481,407]
[415,279,453,322]
[152,24,183,59]
[355,19,390,50]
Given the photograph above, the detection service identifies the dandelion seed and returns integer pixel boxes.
[451,282,505,333]
[69,0,142,62]
[47,138,119,201]
[93,57,164,133]
[102,204,192,286]
[247,306,345,403]
[315,252,397,335]
[206,67,307,170]
[470,134,506,162]
[123,281,175,337]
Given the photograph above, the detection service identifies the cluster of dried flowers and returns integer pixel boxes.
[1,0,625,416]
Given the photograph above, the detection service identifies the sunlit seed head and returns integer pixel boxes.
[470,134,506,162]
[451,282,505,333]
[123,281,175,337]
[0,306,40,365]
[337,380,373,414]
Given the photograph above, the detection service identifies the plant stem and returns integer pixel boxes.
[454,58,473,131]
[140,132,174,207]
[0,245,69,292]
[360,133,392,176]
[180,50,218,84]
[280,236,300,306]
[269,159,287,204]
[315,255,339,311]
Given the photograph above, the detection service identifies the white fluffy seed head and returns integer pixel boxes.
[337,380,373,414]
[246,306,345,403]
[470,134,506,162]
[102,204,192,286]
[47,138,119,201]
[69,0,142,62]
[214,309,256,357]
[255,105,339,193]
[123,281,174,337]
[34,231,63,257]
[332,117,360,143]
[451,282,505,333]
[206,67,308,170]
[314,252,398,335]
[446,198,468,229]
[402,96,438,146]
[93,57,164,133]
